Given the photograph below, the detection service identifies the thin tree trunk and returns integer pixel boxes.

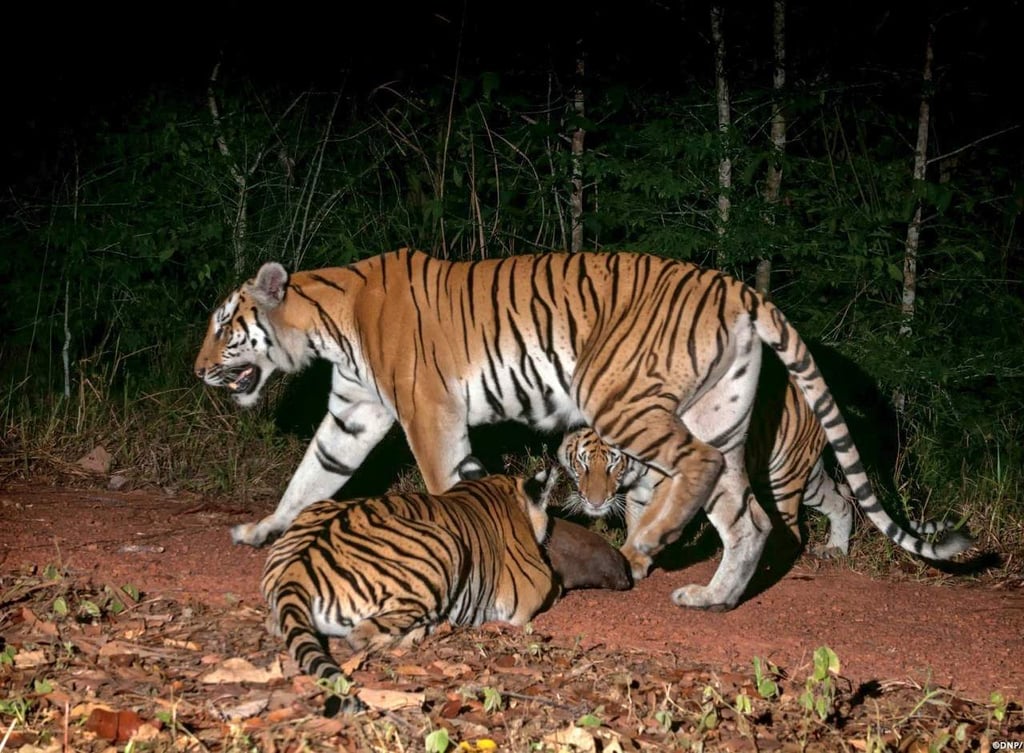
[208,62,250,276]
[62,279,71,399]
[570,47,586,253]
[758,0,787,296]
[710,5,732,267]
[900,26,934,337]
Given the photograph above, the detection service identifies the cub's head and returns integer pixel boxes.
[557,428,630,519]
[194,262,300,407]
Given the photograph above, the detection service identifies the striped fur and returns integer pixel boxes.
[558,373,856,562]
[260,467,558,715]
[197,249,971,610]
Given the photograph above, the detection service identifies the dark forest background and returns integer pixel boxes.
[1,0,1021,556]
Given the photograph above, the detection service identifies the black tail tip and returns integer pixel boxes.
[323,693,366,717]
[457,455,488,481]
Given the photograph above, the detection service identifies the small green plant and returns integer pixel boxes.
[696,686,720,734]
[0,645,16,665]
[701,682,756,738]
[799,646,841,722]
[52,596,69,617]
[481,687,503,714]
[987,688,1003,725]
[752,656,780,699]
[0,695,32,726]
[425,728,451,753]
[653,708,673,733]
[33,679,53,695]
[734,690,753,717]
[576,709,603,728]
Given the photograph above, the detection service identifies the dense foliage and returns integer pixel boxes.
[1,3,1020,553]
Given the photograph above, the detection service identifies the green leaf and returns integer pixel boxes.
[576,712,602,728]
[34,678,54,694]
[52,596,69,616]
[812,646,840,680]
[425,728,450,753]
[481,686,503,713]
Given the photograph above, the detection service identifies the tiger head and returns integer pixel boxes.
[557,428,633,519]
[194,262,312,408]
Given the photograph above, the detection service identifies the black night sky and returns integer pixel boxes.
[4,0,1021,185]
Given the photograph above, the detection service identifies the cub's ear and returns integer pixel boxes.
[456,456,488,481]
[524,466,559,508]
[249,262,289,309]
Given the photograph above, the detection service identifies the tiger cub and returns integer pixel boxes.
[558,372,855,575]
[260,461,558,715]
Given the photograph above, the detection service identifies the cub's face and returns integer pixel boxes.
[557,429,628,518]
[194,263,290,408]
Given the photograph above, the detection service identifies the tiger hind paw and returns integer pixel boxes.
[230,520,280,548]
[670,584,735,612]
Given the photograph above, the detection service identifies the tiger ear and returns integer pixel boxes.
[524,466,559,509]
[250,262,289,309]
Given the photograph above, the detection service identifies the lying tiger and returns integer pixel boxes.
[558,369,856,580]
[261,460,558,716]
[197,249,970,611]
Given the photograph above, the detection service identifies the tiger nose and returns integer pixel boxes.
[195,366,206,379]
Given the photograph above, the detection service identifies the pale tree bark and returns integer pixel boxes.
[900,26,934,337]
[570,46,586,253]
[208,62,253,276]
[710,5,732,267]
[758,0,787,297]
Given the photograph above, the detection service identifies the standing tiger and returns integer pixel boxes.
[261,461,558,716]
[557,366,856,575]
[196,249,970,611]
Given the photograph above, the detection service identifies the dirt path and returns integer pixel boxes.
[3,482,1021,704]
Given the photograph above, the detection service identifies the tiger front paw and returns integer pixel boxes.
[619,544,652,582]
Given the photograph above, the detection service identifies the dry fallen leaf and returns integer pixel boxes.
[76,445,112,474]
[13,648,49,669]
[357,687,426,711]
[84,708,162,743]
[162,638,201,651]
[542,725,598,753]
[213,695,270,720]
[20,606,59,637]
[201,657,284,685]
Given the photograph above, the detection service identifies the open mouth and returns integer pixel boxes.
[225,365,261,395]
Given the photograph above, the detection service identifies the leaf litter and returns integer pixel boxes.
[1,569,1020,752]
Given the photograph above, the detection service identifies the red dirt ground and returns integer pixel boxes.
[2,482,1022,704]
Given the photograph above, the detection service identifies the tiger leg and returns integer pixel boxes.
[619,473,663,580]
[802,458,854,557]
[596,410,725,584]
[231,401,395,546]
[673,450,772,611]
[401,403,474,493]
